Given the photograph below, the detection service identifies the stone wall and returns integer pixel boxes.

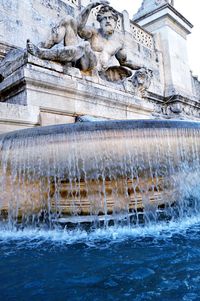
[0,0,76,49]
[192,75,200,100]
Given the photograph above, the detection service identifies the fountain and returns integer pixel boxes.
[1,1,200,228]
[1,3,200,300]
[1,119,200,227]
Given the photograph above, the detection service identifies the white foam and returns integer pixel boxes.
[0,213,200,246]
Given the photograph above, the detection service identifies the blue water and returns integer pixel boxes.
[1,216,200,301]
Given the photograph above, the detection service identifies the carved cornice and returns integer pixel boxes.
[0,42,17,61]
[134,4,193,30]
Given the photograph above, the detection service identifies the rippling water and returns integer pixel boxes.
[1,216,200,301]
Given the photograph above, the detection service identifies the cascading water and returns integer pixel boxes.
[2,119,200,301]
[1,119,200,229]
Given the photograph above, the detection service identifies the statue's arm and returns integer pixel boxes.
[115,48,127,66]
[116,47,142,70]
[78,27,94,40]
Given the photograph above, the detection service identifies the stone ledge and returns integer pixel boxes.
[0,61,154,121]
[134,4,193,34]
[0,42,17,61]
[0,102,40,124]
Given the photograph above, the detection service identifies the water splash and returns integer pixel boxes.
[1,213,200,247]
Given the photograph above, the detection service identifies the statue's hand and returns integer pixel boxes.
[91,0,109,8]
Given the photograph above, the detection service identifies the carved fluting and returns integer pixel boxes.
[130,23,154,49]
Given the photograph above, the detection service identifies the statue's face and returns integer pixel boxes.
[137,72,146,84]
[100,12,117,35]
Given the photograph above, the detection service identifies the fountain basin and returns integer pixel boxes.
[0,119,200,223]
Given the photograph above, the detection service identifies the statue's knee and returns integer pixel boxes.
[60,16,74,27]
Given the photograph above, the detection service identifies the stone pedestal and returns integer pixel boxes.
[134,3,193,98]
[0,52,154,133]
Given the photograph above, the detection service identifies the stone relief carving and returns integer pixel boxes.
[153,102,200,120]
[130,68,153,97]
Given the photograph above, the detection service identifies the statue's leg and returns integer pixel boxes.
[27,40,86,63]
[57,46,80,62]
[27,40,61,60]
[87,49,97,70]
[58,43,87,62]
[40,26,66,49]
[40,16,75,49]
[27,40,45,58]
[78,43,97,71]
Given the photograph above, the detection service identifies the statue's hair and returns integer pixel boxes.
[97,5,118,23]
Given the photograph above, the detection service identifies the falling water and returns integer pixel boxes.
[1,119,200,229]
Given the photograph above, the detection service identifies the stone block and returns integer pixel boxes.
[0,102,40,133]
[40,112,75,126]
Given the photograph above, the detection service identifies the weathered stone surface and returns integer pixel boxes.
[0,56,154,122]
[192,75,200,100]
[134,2,194,99]
[153,94,200,120]
[40,112,75,126]
[133,0,174,21]
[0,102,40,133]
[0,0,76,49]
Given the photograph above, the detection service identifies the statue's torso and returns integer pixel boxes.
[90,30,123,54]
[88,31,123,70]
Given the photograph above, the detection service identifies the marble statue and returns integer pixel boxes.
[78,3,128,72]
[27,13,97,72]
[0,0,153,103]
[27,1,141,79]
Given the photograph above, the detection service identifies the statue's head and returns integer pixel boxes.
[134,68,153,85]
[97,5,118,35]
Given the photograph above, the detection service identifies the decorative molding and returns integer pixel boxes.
[130,22,154,49]
[0,42,17,61]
